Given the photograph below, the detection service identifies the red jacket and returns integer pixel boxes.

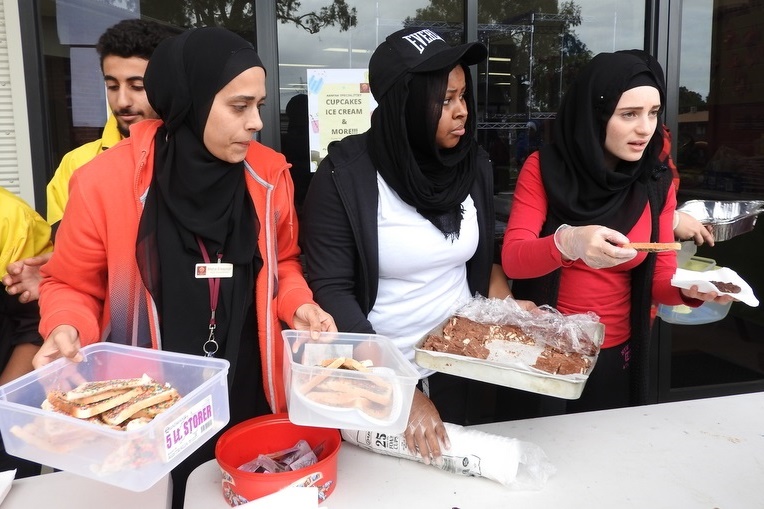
[39,119,313,412]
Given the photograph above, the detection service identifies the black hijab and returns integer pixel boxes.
[138,27,264,357]
[368,63,479,240]
[540,52,666,234]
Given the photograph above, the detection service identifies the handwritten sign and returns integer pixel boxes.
[307,68,377,168]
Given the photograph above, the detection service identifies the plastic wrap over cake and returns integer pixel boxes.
[415,295,605,399]
[454,296,602,357]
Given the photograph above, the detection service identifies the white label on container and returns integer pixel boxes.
[163,395,215,462]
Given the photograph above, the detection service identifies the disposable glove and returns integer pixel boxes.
[404,389,450,465]
[553,224,637,269]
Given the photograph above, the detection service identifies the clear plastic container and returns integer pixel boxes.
[0,342,229,491]
[675,241,698,268]
[658,256,731,325]
[282,330,419,433]
[681,256,716,272]
[657,301,731,325]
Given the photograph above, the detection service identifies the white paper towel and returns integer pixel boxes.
[0,469,16,505]
[672,267,759,306]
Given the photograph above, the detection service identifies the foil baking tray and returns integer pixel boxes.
[678,200,764,241]
[414,320,604,400]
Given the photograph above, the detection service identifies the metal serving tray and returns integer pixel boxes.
[414,320,604,400]
[678,200,764,241]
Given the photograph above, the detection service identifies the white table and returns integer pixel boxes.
[2,471,171,509]
[184,392,764,508]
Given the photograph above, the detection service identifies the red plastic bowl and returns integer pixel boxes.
[215,413,341,506]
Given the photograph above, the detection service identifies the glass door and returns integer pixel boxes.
[29,0,259,188]
[275,0,465,213]
[658,0,764,401]
[474,0,645,199]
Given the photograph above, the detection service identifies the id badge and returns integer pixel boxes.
[195,262,234,278]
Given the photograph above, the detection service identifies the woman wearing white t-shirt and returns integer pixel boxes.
[301,27,528,466]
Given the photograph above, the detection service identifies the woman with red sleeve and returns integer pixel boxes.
[501,52,732,412]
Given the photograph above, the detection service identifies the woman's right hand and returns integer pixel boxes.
[404,388,450,465]
[33,325,83,368]
[554,224,637,269]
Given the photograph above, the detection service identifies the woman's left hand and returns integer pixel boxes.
[292,304,337,340]
[674,211,714,246]
[680,285,737,304]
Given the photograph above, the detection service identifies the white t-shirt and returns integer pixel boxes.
[368,174,478,377]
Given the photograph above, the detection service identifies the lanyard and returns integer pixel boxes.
[196,236,221,357]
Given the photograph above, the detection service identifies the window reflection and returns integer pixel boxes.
[276,0,465,210]
[678,0,764,199]
[277,1,465,108]
[665,0,764,398]
[276,1,645,197]
[475,0,644,192]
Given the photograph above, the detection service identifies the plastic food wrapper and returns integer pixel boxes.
[341,423,555,490]
[455,294,603,357]
[238,439,321,473]
[671,267,759,307]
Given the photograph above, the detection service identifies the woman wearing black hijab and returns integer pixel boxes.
[501,52,732,413]
[301,27,527,466]
[36,27,335,507]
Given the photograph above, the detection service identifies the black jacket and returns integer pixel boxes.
[300,132,496,334]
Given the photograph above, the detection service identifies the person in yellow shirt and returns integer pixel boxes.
[47,18,177,226]
[0,188,52,274]
[3,19,175,302]
[0,186,51,477]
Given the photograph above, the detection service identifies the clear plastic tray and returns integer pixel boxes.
[282,330,419,433]
[0,343,229,491]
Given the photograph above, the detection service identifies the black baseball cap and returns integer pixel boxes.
[369,27,487,100]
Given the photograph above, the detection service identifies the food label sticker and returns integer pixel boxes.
[163,395,215,462]
[195,262,233,278]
